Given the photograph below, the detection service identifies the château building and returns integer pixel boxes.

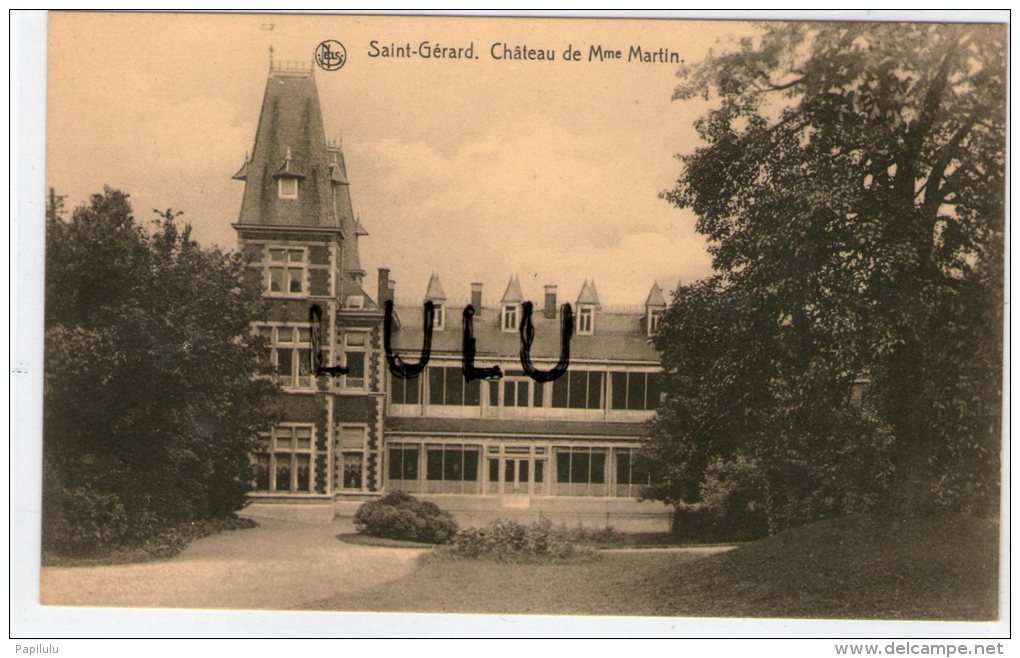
[235,63,671,530]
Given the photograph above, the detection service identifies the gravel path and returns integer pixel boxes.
[40,518,425,610]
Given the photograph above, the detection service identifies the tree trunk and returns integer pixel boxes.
[886,340,935,517]
[892,423,933,516]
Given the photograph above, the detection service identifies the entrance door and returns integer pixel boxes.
[504,458,530,494]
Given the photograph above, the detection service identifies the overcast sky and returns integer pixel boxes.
[47,13,757,307]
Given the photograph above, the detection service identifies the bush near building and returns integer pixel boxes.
[353,492,459,544]
[444,518,597,562]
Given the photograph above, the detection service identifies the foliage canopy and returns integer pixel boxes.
[644,22,1004,528]
[44,188,277,553]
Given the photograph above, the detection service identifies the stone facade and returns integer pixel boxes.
[236,65,671,530]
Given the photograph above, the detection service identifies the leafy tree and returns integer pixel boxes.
[644,276,895,531]
[645,22,1004,525]
[43,188,278,553]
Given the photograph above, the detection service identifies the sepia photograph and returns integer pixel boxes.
[11,9,1008,641]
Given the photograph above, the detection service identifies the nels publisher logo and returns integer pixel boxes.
[315,40,346,71]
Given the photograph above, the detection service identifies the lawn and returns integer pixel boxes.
[306,513,999,620]
[306,551,707,616]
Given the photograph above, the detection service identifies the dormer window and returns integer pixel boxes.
[424,274,447,331]
[278,177,298,199]
[648,309,663,336]
[499,276,524,332]
[502,304,518,332]
[644,283,667,338]
[577,306,595,335]
[575,280,600,335]
[274,147,303,199]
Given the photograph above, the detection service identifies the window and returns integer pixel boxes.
[502,304,518,332]
[387,444,420,493]
[341,453,363,490]
[253,425,314,494]
[578,306,594,335]
[264,247,306,297]
[589,373,605,409]
[486,457,500,494]
[342,331,368,390]
[533,380,544,407]
[424,444,481,494]
[554,446,607,496]
[647,373,662,409]
[278,177,298,199]
[427,366,481,406]
[259,325,313,389]
[850,379,870,410]
[569,370,588,409]
[550,370,604,410]
[610,371,662,411]
[503,379,529,407]
[433,304,445,330]
[491,370,541,409]
[338,425,366,491]
[552,373,569,408]
[614,448,651,498]
[648,309,663,335]
[391,375,421,405]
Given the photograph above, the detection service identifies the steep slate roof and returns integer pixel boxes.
[236,69,338,229]
[500,276,524,304]
[236,68,379,311]
[645,282,667,307]
[390,300,659,363]
[325,145,366,277]
[425,274,446,301]
[340,276,375,303]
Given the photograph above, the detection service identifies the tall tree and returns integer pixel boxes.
[647,22,1004,523]
[44,188,278,553]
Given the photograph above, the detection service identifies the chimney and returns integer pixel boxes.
[470,282,483,315]
[387,279,396,303]
[543,284,558,319]
[377,268,390,305]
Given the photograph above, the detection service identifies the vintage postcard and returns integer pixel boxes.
[13,9,1008,641]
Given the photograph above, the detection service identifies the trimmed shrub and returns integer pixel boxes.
[353,492,458,544]
[445,518,596,562]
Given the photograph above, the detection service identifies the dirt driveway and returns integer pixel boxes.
[40,518,424,610]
